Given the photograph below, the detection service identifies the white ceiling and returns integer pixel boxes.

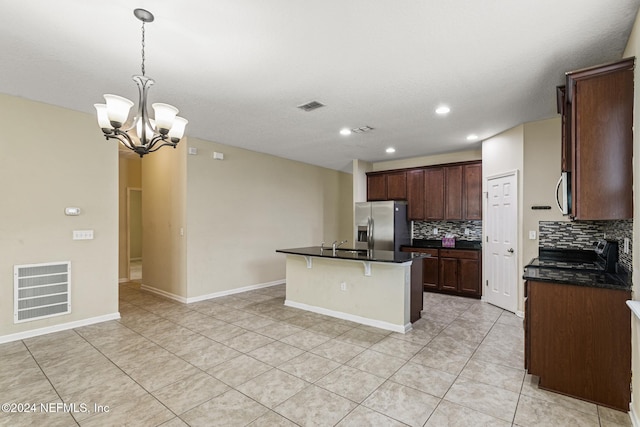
[1,0,639,172]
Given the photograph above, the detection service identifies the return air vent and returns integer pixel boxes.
[297,101,325,112]
[14,262,71,323]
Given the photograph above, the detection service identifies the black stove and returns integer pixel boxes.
[532,239,619,273]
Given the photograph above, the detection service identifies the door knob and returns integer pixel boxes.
[507,248,514,254]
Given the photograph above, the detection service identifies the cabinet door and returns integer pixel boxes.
[556,86,571,172]
[424,168,444,220]
[459,258,480,296]
[422,255,439,291]
[367,174,387,201]
[463,163,482,220]
[444,166,463,220]
[571,64,633,219]
[406,169,425,220]
[386,172,407,200]
[439,257,458,292]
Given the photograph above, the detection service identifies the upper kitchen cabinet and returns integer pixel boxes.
[406,169,425,220]
[561,57,634,220]
[463,163,482,220]
[424,167,445,220]
[367,171,407,201]
[444,165,463,220]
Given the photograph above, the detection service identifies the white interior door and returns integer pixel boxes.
[485,172,518,313]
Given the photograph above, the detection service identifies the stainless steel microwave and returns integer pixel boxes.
[555,171,572,215]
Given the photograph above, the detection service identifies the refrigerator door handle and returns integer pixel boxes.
[368,217,374,249]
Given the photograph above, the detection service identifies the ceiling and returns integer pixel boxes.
[1,1,639,172]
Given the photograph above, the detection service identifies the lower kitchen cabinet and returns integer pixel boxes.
[402,247,481,298]
[525,280,631,411]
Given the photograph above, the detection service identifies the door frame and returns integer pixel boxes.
[483,169,520,315]
[127,187,142,281]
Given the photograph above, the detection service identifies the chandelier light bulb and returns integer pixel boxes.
[95,9,188,157]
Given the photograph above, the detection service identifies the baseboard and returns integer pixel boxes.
[185,280,285,304]
[516,310,524,318]
[140,280,285,305]
[0,312,121,344]
[284,299,411,334]
[118,277,129,283]
[630,405,639,427]
[140,284,188,303]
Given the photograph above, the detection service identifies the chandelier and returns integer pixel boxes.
[94,9,188,157]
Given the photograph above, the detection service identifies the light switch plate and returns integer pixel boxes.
[529,230,537,240]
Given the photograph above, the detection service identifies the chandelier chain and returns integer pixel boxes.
[141,21,146,76]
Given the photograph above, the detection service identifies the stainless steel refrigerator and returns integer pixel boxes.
[354,201,410,252]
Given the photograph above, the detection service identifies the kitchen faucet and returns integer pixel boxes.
[332,240,348,251]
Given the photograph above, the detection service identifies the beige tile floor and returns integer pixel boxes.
[0,283,632,426]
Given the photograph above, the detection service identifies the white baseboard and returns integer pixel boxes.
[118,278,129,283]
[140,284,188,303]
[185,280,285,304]
[0,312,121,344]
[630,405,639,427]
[516,310,524,318]
[284,299,411,334]
[140,279,285,305]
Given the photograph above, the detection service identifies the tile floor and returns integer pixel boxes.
[0,283,632,426]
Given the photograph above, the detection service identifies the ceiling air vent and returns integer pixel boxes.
[297,101,325,112]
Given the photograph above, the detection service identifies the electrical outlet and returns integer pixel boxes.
[624,238,630,254]
[529,230,537,240]
[340,282,347,291]
[433,227,438,235]
[464,228,470,235]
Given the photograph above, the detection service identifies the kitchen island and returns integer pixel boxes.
[276,246,425,333]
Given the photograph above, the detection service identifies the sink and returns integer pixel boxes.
[335,249,369,255]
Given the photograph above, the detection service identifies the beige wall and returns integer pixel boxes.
[141,140,188,299]
[184,137,353,299]
[372,148,482,171]
[624,8,640,419]
[522,118,566,270]
[118,156,141,279]
[0,94,119,339]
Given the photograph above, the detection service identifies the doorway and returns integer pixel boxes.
[127,188,142,281]
[485,171,518,313]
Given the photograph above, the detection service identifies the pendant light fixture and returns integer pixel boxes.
[94,8,188,157]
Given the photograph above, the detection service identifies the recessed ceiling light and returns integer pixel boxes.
[435,106,450,115]
[340,128,352,136]
[466,134,479,141]
[386,147,396,154]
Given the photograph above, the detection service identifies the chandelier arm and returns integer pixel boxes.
[146,138,178,153]
[106,129,136,150]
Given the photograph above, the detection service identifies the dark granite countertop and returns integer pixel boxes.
[405,239,482,250]
[523,248,631,290]
[276,246,428,263]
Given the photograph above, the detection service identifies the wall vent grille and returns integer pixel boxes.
[14,262,71,323]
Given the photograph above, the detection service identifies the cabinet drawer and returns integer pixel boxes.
[439,249,479,259]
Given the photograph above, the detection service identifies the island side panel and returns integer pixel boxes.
[284,255,411,331]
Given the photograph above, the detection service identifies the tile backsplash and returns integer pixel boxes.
[538,220,632,271]
[413,220,482,241]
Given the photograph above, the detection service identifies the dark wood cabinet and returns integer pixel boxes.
[402,247,480,298]
[560,57,634,219]
[444,166,463,220]
[462,163,482,220]
[439,249,481,296]
[386,171,407,200]
[366,171,406,201]
[525,280,631,411]
[367,174,387,201]
[367,161,481,220]
[406,169,425,220]
[556,85,571,172]
[424,167,445,220]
